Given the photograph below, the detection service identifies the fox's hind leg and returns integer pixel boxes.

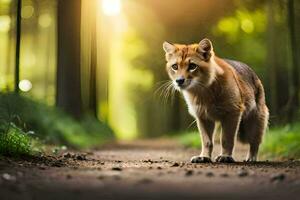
[240,105,269,162]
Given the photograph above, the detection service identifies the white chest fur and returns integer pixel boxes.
[182,91,199,118]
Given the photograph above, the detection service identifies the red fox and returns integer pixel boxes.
[163,38,269,163]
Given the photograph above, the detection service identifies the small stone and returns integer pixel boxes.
[238,169,248,177]
[270,173,286,182]
[2,173,16,181]
[112,167,122,171]
[220,173,229,177]
[185,170,194,176]
[76,154,86,160]
[63,153,72,159]
[157,166,162,170]
[206,172,214,177]
[171,162,180,167]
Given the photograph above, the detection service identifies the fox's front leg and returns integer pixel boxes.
[216,112,242,163]
[191,118,215,163]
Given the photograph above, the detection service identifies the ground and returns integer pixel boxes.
[0,139,300,200]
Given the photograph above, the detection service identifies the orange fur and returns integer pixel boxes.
[163,39,269,162]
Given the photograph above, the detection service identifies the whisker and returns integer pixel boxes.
[154,81,172,100]
[187,119,197,130]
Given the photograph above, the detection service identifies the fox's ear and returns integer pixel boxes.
[198,38,213,61]
[163,41,176,54]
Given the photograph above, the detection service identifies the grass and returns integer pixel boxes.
[176,126,300,160]
[261,125,300,159]
[0,93,114,156]
[0,123,40,156]
[176,131,201,148]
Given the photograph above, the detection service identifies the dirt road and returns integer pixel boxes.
[0,139,299,200]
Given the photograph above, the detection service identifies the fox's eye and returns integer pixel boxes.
[171,64,178,71]
[188,63,198,71]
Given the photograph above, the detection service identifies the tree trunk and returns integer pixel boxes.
[14,0,22,93]
[88,0,98,117]
[56,0,83,119]
[287,0,299,122]
[267,0,278,120]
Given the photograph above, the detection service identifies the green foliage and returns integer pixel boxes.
[261,125,300,159]
[212,8,267,75]
[0,123,38,156]
[176,126,300,160]
[0,93,114,150]
[176,131,201,148]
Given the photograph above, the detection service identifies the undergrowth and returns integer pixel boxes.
[0,93,114,156]
[261,125,300,159]
[176,126,300,160]
[0,123,40,156]
[176,131,201,148]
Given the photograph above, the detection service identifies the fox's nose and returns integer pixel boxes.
[176,78,185,86]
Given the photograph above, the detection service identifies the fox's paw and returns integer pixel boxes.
[215,155,235,163]
[190,156,212,163]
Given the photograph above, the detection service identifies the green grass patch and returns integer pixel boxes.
[0,123,41,156]
[175,131,201,148]
[261,125,300,159]
[176,125,300,160]
[0,93,114,156]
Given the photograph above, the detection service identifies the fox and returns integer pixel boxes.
[163,38,269,163]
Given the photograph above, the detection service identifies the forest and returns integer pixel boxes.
[0,0,300,199]
[1,0,299,157]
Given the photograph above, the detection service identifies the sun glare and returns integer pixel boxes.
[102,0,121,16]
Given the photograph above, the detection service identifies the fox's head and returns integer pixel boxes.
[163,38,219,91]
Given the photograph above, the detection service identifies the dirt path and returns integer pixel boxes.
[0,139,300,200]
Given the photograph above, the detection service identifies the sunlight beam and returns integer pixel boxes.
[101,0,121,16]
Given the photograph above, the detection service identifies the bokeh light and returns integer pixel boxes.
[241,19,254,33]
[0,0,11,4]
[21,5,34,19]
[19,79,32,92]
[0,15,10,32]
[102,0,121,16]
[38,14,52,28]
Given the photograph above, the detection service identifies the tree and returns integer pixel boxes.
[287,0,300,122]
[14,0,22,93]
[81,0,98,117]
[56,0,83,118]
